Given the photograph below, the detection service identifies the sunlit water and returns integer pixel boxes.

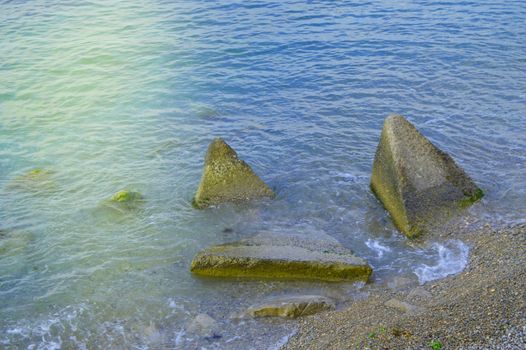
[1,0,525,348]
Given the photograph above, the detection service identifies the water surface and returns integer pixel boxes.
[1,0,525,349]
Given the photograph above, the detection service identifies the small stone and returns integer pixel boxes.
[407,287,432,300]
[387,276,417,290]
[187,314,219,338]
[110,190,143,203]
[143,321,161,344]
[385,298,424,314]
[104,189,144,210]
[245,295,335,318]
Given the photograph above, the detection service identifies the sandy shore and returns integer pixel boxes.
[284,223,526,349]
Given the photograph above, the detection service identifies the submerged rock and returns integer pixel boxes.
[192,138,275,209]
[7,168,56,192]
[0,230,34,256]
[245,295,335,318]
[192,104,221,119]
[104,189,144,210]
[386,275,418,291]
[110,190,143,203]
[371,115,483,238]
[187,314,220,338]
[190,233,372,282]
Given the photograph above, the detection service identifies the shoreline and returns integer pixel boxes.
[283,223,526,349]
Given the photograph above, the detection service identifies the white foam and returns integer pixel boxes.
[365,239,392,258]
[413,240,469,284]
[168,298,177,308]
[174,328,185,347]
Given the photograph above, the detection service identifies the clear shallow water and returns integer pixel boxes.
[1,0,525,348]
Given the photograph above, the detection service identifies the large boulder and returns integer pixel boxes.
[371,115,483,238]
[192,138,275,209]
[190,233,372,282]
[244,295,335,318]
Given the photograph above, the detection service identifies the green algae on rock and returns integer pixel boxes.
[110,190,143,203]
[190,233,372,282]
[370,115,483,238]
[105,189,144,210]
[245,295,335,318]
[192,138,275,209]
[6,168,56,192]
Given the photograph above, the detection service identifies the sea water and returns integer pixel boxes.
[1,0,525,348]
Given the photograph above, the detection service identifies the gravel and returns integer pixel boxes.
[283,224,526,350]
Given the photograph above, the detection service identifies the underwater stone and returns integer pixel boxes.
[110,190,143,203]
[187,314,220,338]
[190,233,372,282]
[245,295,335,318]
[370,115,484,238]
[7,168,56,191]
[192,138,275,209]
[105,189,144,210]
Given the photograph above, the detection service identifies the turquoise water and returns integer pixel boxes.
[1,0,525,348]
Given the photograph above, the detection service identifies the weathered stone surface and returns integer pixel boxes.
[245,295,335,318]
[193,138,275,209]
[371,115,483,237]
[187,314,220,338]
[190,233,372,282]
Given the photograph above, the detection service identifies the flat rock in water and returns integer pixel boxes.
[193,138,275,208]
[371,115,483,237]
[190,233,372,282]
[245,295,335,318]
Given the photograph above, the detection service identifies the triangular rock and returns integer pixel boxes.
[371,115,483,237]
[193,138,275,208]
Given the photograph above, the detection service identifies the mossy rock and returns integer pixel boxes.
[6,168,56,192]
[370,115,483,238]
[105,189,144,210]
[192,138,275,208]
[244,295,335,318]
[190,233,372,282]
[26,168,50,177]
[110,190,143,203]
